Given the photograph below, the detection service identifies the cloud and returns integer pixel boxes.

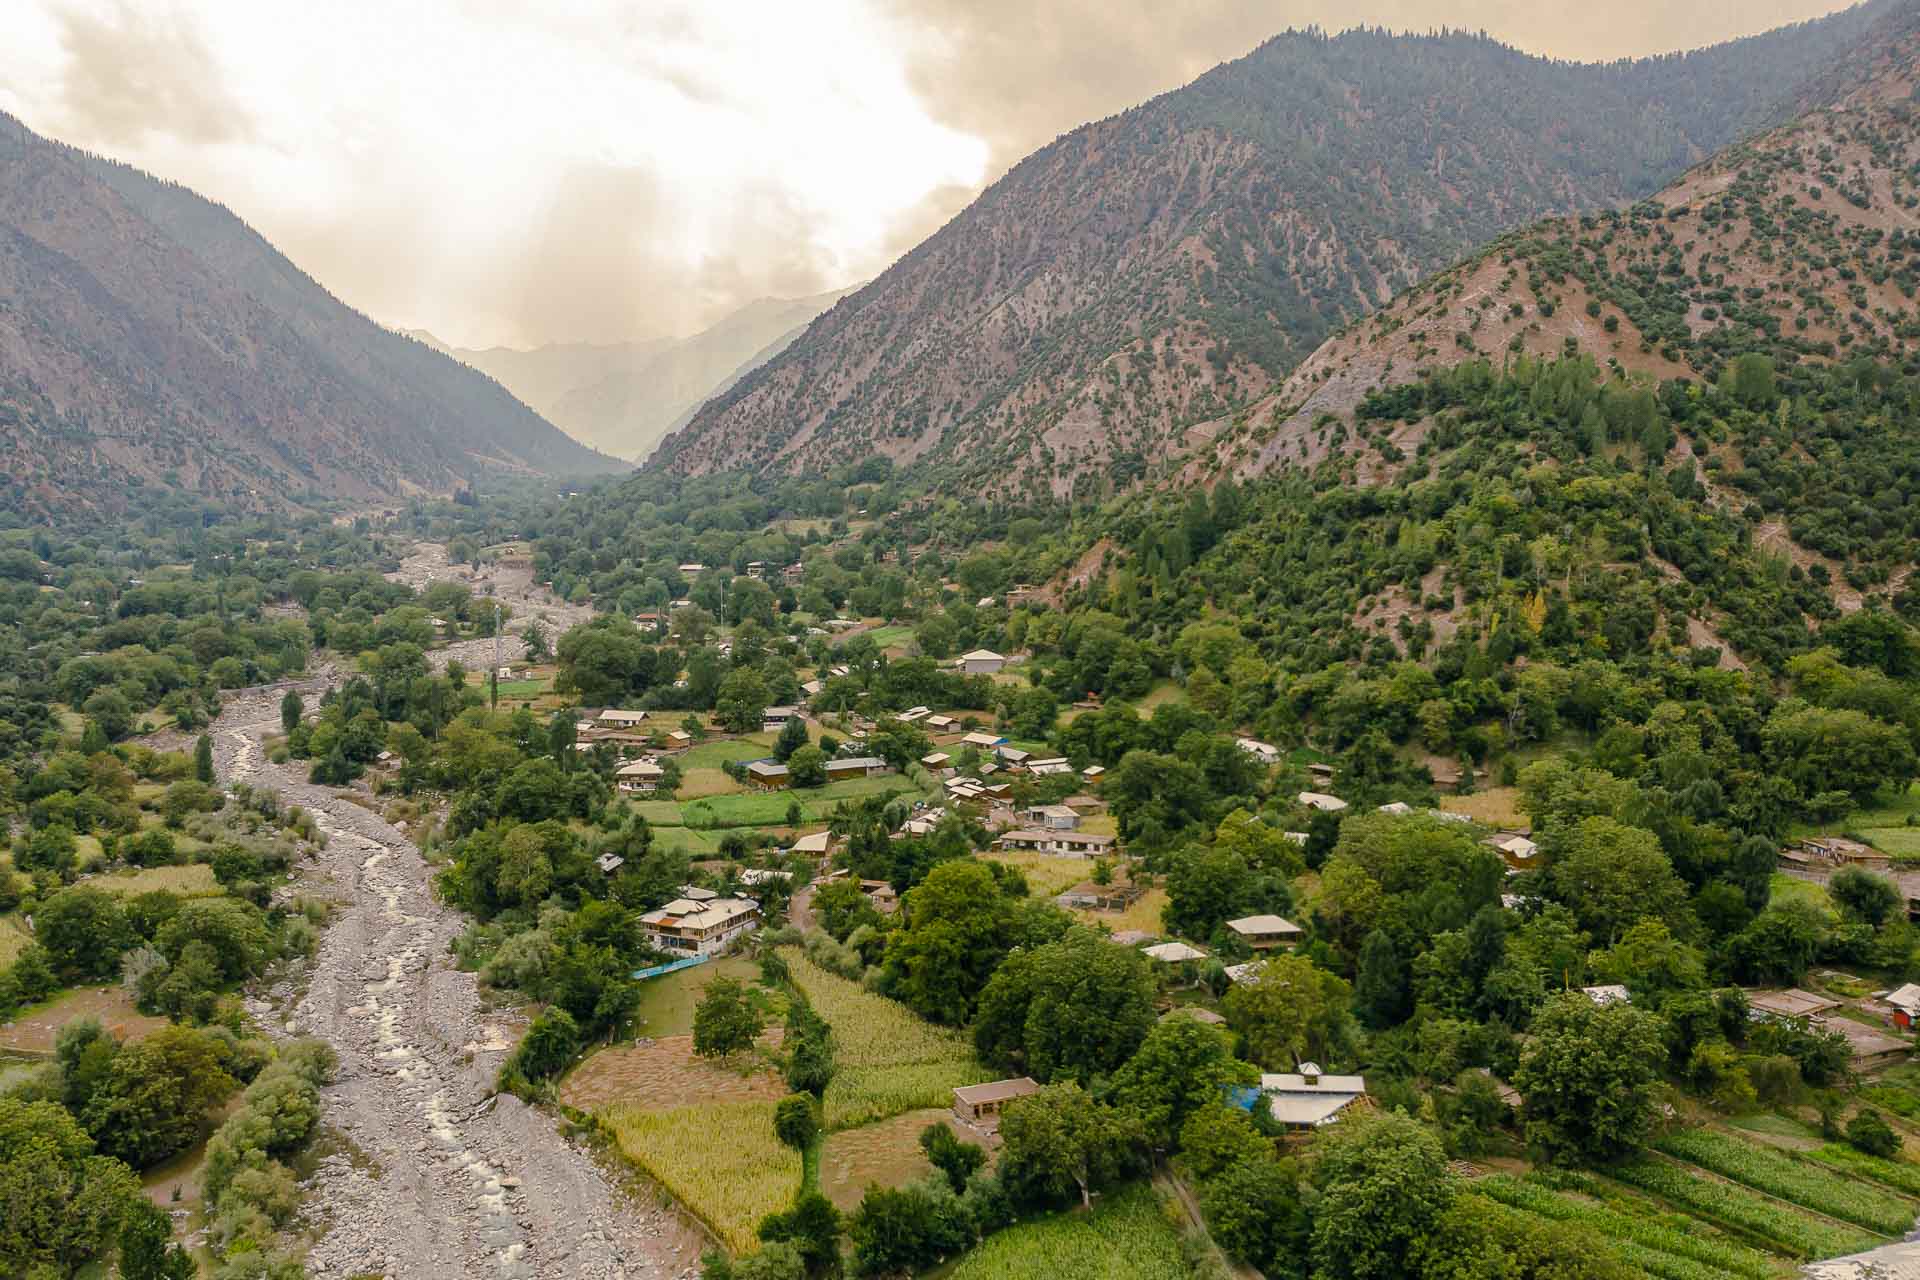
[51,0,251,147]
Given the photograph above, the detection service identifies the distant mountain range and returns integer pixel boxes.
[413,286,858,462]
[0,112,626,520]
[652,1,1901,498]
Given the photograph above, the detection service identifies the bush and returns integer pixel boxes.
[774,1094,818,1149]
[1847,1109,1901,1158]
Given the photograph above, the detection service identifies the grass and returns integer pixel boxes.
[680,777,924,829]
[1657,1128,1918,1236]
[1604,1156,1883,1258]
[676,768,742,799]
[0,986,170,1057]
[1806,1144,1920,1196]
[0,914,32,966]
[782,950,988,1129]
[942,1183,1189,1280]
[633,800,689,827]
[983,851,1096,897]
[603,1100,801,1253]
[84,864,224,897]
[1134,681,1187,716]
[862,626,915,651]
[632,956,761,1038]
[1072,888,1169,938]
[494,678,549,698]
[1767,874,1833,914]
[684,738,777,770]
[818,1108,983,1211]
[653,828,728,855]
[1437,787,1523,828]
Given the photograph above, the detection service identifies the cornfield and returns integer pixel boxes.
[944,1184,1187,1279]
[1657,1128,1919,1236]
[782,949,991,1129]
[1475,1174,1779,1280]
[1807,1143,1920,1197]
[603,1100,801,1253]
[1606,1157,1881,1258]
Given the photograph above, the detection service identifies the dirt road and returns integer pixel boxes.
[214,568,695,1278]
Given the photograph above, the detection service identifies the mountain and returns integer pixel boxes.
[0,113,625,520]
[423,287,857,461]
[653,4,1900,496]
[1202,0,1920,486]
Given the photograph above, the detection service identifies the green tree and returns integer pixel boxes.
[1106,1016,1257,1149]
[774,1094,818,1149]
[787,745,828,789]
[715,668,772,734]
[972,931,1156,1083]
[1831,866,1902,927]
[1310,1110,1454,1280]
[0,1096,139,1274]
[772,716,810,763]
[997,1082,1144,1210]
[1221,954,1355,1070]
[36,887,134,981]
[1353,929,1410,1030]
[693,977,764,1058]
[117,1197,195,1280]
[193,734,215,784]
[1546,816,1688,943]
[1201,1157,1308,1277]
[919,1122,986,1193]
[881,860,1013,1024]
[1513,990,1666,1164]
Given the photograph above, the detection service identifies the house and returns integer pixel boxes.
[800,679,825,700]
[1747,988,1843,1022]
[598,708,649,727]
[790,831,837,857]
[1884,983,1920,1029]
[1227,915,1305,950]
[1235,738,1282,765]
[824,756,889,781]
[667,730,693,748]
[896,706,931,723]
[596,852,625,874]
[1056,871,1146,912]
[1377,801,1414,816]
[1487,833,1540,864]
[746,760,792,790]
[1223,962,1261,985]
[1306,763,1336,783]
[1143,941,1208,964]
[1262,1066,1370,1131]
[1023,804,1081,831]
[859,879,900,913]
[1298,792,1349,813]
[1081,764,1106,781]
[678,563,706,576]
[615,760,667,793]
[993,829,1118,857]
[1824,1016,1912,1071]
[960,649,1007,675]
[640,896,762,957]
[921,752,953,772]
[1027,757,1074,777]
[1062,794,1106,816]
[1162,1006,1228,1027]
[924,714,958,732]
[1793,835,1884,866]
[997,746,1032,766]
[961,732,1006,749]
[1110,929,1157,947]
[1582,985,1633,1007]
[953,1077,1041,1128]
[763,705,800,733]
[738,868,792,887]
[1803,1240,1920,1279]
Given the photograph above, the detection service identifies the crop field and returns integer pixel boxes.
[1806,1143,1920,1195]
[1476,1174,1785,1280]
[944,1183,1188,1280]
[1656,1128,1920,1235]
[818,1107,991,1210]
[85,864,224,897]
[1437,787,1523,828]
[782,949,989,1129]
[1075,888,1169,938]
[680,777,923,829]
[0,986,169,1057]
[603,1100,801,1253]
[653,828,727,855]
[984,851,1095,896]
[561,1033,788,1112]
[861,625,915,651]
[1604,1155,1881,1258]
[683,738,776,770]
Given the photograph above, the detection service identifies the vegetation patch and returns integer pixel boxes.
[941,1183,1189,1280]
[603,1099,802,1253]
[1603,1157,1883,1258]
[82,864,223,897]
[1477,1173,1783,1280]
[0,986,169,1057]
[818,1107,988,1211]
[561,1033,788,1112]
[1656,1128,1920,1235]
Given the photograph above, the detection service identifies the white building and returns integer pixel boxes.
[1262,1065,1369,1130]
[1235,738,1282,765]
[1298,792,1349,813]
[640,896,762,957]
[960,649,1007,675]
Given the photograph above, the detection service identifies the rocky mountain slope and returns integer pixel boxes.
[420,287,856,461]
[653,5,1898,498]
[0,113,625,520]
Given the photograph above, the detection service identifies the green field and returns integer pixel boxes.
[1476,1174,1783,1280]
[944,1184,1189,1280]
[632,956,760,1037]
[676,776,926,830]
[683,738,776,769]
[494,678,549,698]
[861,625,915,650]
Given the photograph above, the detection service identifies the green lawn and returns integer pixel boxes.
[679,776,926,829]
[495,678,549,698]
[653,827,727,855]
[683,738,776,770]
[632,955,760,1037]
[633,800,687,827]
[943,1184,1189,1280]
[1769,873,1834,915]
[862,625,915,650]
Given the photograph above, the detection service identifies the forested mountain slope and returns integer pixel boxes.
[1186,1,1920,640]
[0,113,624,521]
[655,5,1897,498]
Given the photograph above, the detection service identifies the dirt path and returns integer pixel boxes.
[212,564,697,1279]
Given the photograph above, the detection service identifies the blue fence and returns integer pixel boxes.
[631,954,710,981]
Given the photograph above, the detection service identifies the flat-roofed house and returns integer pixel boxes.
[1262,1066,1369,1131]
[1227,915,1305,950]
[1023,804,1081,831]
[598,708,649,727]
[824,756,889,781]
[993,829,1118,857]
[1885,983,1920,1030]
[960,649,1007,675]
[1747,988,1842,1021]
[640,896,762,957]
[1297,792,1349,813]
[615,760,667,794]
[790,831,837,857]
[762,705,800,733]
[961,732,1006,749]
[896,706,931,723]
[746,760,791,790]
[953,1077,1040,1128]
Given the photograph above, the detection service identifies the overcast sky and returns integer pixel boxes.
[0,0,1861,349]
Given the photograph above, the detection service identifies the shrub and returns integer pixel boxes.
[774,1094,818,1149]
[1846,1109,1901,1158]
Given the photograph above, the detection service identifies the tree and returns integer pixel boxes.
[1847,1109,1900,1158]
[881,860,1013,1024]
[693,977,764,1058]
[756,1192,841,1274]
[1831,866,1902,928]
[83,1025,238,1167]
[919,1122,986,1193]
[0,1096,139,1274]
[1106,1017,1257,1149]
[193,734,215,784]
[1353,929,1410,1030]
[1310,1110,1454,1280]
[1202,1157,1309,1277]
[715,668,771,734]
[1179,1103,1272,1181]
[787,745,828,789]
[1221,954,1355,1070]
[997,1082,1144,1210]
[774,1094,818,1149]
[118,1196,195,1280]
[36,887,134,980]
[1513,990,1666,1164]
[773,716,810,763]
[972,931,1156,1083]
[848,1178,975,1276]
[1546,816,1688,942]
